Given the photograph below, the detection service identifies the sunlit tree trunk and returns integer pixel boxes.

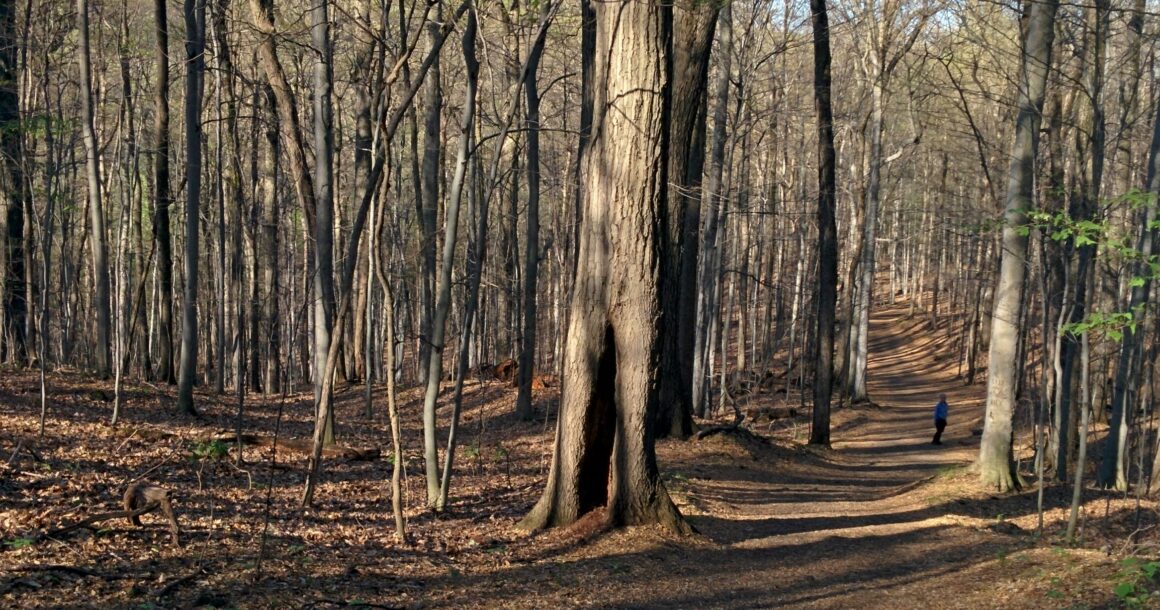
[979,0,1058,491]
[76,0,111,378]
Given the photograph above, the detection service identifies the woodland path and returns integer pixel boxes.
[461,304,1107,609]
[1,303,1125,609]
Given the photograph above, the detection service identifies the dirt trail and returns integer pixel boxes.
[688,304,986,549]
[466,304,1116,609]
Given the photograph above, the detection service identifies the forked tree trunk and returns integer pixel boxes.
[519,0,687,534]
[979,0,1058,491]
[419,1,478,507]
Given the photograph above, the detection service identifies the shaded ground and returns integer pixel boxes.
[2,302,1157,608]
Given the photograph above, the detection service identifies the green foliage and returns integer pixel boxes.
[1064,311,1136,341]
[3,536,35,550]
[190,439,230,461]
[1013,196,1160,343]
[1113,557,1160,608]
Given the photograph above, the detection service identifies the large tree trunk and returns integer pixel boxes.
[76,0,111,378]
[979,0,1058,491]
[176,0,206,415]
[655,0,718,438]
[809,0,837,446]
[519,0,687,534]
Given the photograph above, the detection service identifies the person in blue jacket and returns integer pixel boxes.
[932,394,948,445]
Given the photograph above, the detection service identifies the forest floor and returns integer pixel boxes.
[2,302,1159,609]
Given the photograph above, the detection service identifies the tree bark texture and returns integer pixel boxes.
[979,0,1058,492]
[519,0,688,534]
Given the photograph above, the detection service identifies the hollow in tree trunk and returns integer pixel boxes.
[518,0,687,534]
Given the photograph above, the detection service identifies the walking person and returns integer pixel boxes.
[932,393,948,445]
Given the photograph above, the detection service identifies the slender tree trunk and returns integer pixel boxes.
[809,0,837,446]
[0,0,25,365]
[851,79,883,403]
[691,1,730,418]
[1057,0,1107,482]
[378,256,406,540]
[979,0,1058,491]
[259,87,281,393]
[515,0,550,421]
[1099,92,1160,491]
[417,8,442,385]
[311,0,337,444]
[438,9,481,509]
[152,0,175,384]
[77,0,111,377]
[175,0,206,415]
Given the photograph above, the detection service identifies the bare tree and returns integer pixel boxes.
[979,0,1059,492]
[176,0,206,416]
[0,0,25,366]
[514,0,551,421]
[809,0,838,446]
[519,0,688,534]
[76,0,111,378]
